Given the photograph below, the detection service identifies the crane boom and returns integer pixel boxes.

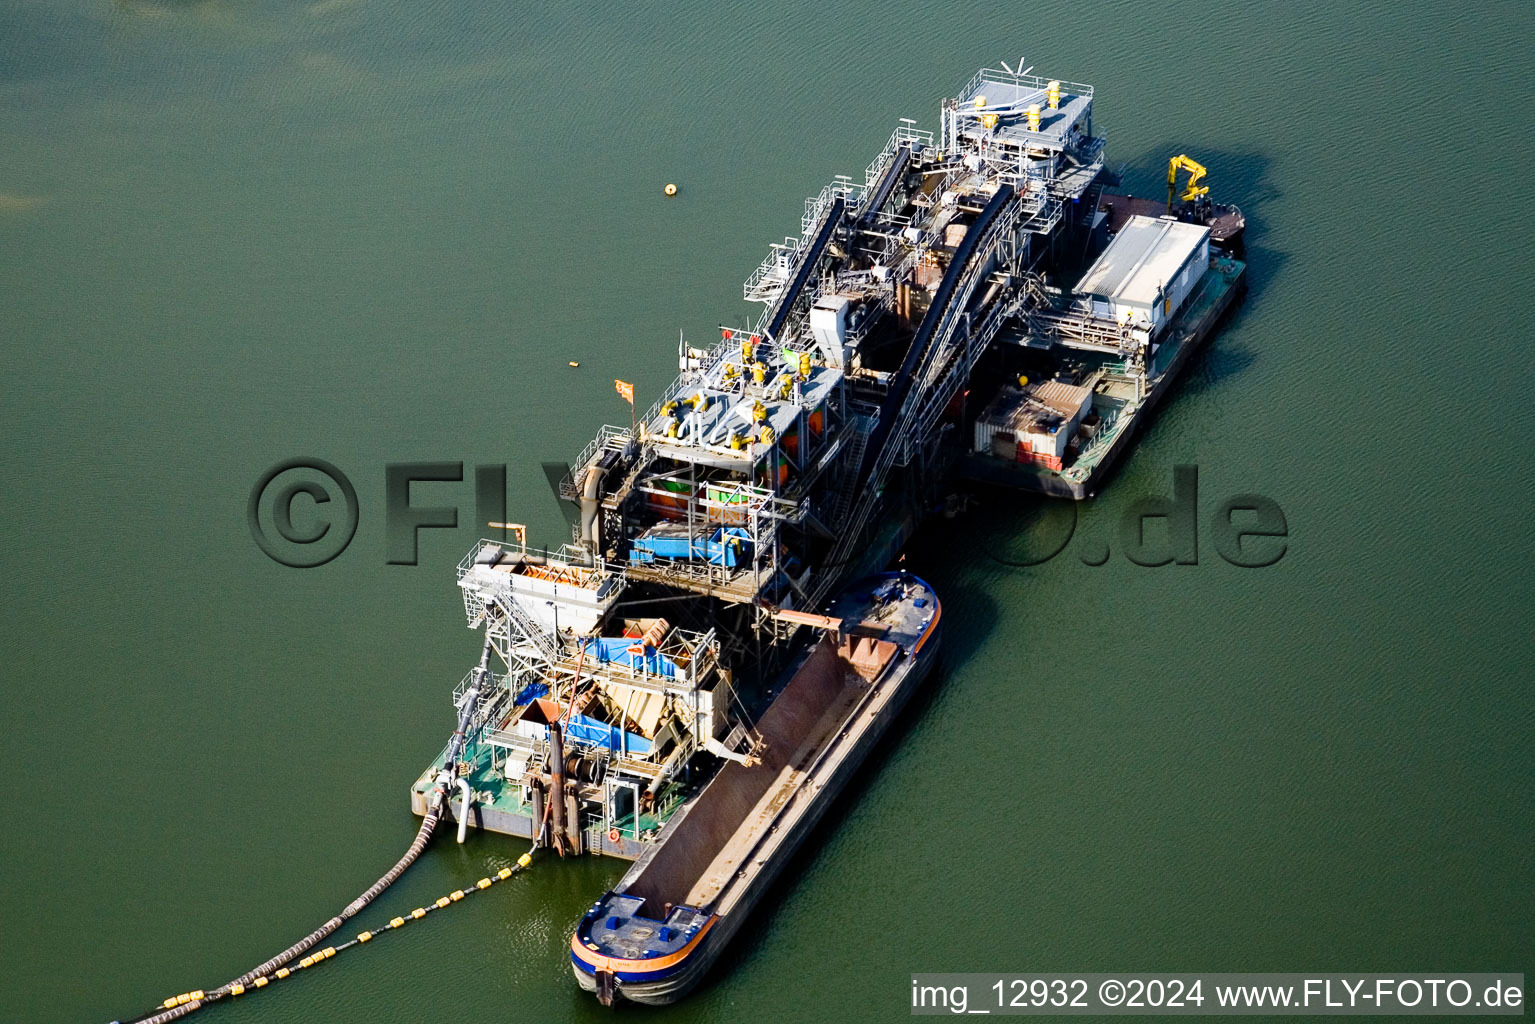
[1167,153,1209,211]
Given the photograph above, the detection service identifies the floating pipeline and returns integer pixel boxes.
[113,818,535,1024]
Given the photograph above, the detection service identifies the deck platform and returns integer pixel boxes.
[1100,191,1245,249]
[959,255,1246,498]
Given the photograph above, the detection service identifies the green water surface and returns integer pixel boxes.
[1,1,1530,1021]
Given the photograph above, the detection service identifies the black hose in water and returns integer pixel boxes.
[126,640,494,1023]
[124,809,441,1024]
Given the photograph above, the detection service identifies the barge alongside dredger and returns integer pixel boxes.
[401,66,1246,1005]
[113,65,1250,1024]
[572,574,938,1003]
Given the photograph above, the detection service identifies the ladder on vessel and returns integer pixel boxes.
[486,591,561,666]
[821,417,871,529]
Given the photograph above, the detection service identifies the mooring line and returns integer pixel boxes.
[115,811,535,1024]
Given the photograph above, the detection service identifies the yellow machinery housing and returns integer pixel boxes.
[1167,154,1209,212]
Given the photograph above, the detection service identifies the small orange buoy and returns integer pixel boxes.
[663,183,678,196]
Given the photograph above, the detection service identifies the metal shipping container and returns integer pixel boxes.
[1074,215,1210,336]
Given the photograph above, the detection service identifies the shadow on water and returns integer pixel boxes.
[943,489,1084,571]
[1111,143,1289,303]
[1179,324,1259,402]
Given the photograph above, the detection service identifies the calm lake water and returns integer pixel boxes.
[1,1,1531,1021]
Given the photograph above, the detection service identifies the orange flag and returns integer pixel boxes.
[614,379,634,405]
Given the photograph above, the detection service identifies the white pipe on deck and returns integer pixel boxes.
[705,401,754,446]
[455,777,474,844]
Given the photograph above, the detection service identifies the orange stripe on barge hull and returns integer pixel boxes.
[911,596,941,656]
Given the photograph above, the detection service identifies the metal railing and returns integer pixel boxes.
[485,591,561,665]
[561,424,633,500]
[801,180,861,240]
[453,668,513,744]
[456,538,599,581]
[742,239,800,302]
[1024,299,1139,355]
[632,323,827,448]
[953,67,1095,106]
[620,557,773,602]
[454,544,580,666]
[863,123,935,189]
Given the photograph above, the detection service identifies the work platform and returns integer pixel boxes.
[643,362,842,470]
[952,69,1095,152]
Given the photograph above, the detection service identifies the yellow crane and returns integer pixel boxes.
[1167,153,1209,212]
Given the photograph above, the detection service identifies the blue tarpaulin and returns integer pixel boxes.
[631,527,752,568]
[513,680,549,705]
[564,712,652,755]
[513,664,653,753]
[580,636,680,678]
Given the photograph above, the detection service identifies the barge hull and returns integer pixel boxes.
[574,576,941,1004]
[959,258,1245,499]
[407,786,650,859]
[576,633,940,1003]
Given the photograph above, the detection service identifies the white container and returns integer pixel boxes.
[1075,215,1211,337]
[809,295,851,366]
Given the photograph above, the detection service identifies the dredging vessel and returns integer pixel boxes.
[404,66,1246,1005]
[114,65,1249,1023]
